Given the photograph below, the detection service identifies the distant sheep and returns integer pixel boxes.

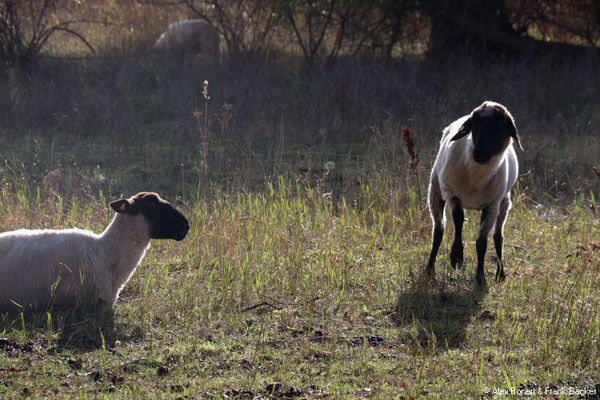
[426,101,523,285]
[154,19,220,59]
[0,192,189,313]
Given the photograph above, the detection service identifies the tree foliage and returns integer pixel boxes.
[1,0,598,67]
[180,0,599,64]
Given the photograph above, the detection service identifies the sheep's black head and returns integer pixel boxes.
[450,101,523,165]
[109,192,189,241]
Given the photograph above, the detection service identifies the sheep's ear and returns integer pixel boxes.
[450,117,472,142]
[506,118,524,151]
[110,199,136,214]
[511,131,524,151]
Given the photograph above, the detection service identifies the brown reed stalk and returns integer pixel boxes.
[402,127,422,204]
[591,167,600,216]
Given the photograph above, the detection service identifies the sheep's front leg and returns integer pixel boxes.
[475,205,499,285]
[449,198,464,269]
[493,196,511,282]
[426,177,445,277]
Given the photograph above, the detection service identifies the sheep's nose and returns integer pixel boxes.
[179,220,190,239]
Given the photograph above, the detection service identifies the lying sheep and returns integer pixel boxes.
[0,192,189,313]
[426,101,523,285]
[154,19,220,60]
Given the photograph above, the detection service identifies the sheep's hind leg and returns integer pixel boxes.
[475,205,498,286]
[426,178,445,277]
[427,222,444,277]
[493,196,511,282]
[449,199,464,269]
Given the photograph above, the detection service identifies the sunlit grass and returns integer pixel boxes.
[0,174,598,398]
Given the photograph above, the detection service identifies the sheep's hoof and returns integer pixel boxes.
[425,265,435,277]
[450,244,464,269]
[475,272,486,286]
[495,268,506,282]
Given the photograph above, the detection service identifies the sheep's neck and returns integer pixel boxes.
[462,147,505,188]
[99,214,151,301]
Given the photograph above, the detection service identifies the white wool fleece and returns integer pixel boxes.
[0,213,152,313]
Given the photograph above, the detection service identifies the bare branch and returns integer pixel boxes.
[40,27,96,55]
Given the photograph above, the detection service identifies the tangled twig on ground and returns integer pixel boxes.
[241,301,282,312]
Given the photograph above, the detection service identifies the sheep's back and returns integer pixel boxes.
[0,229,98,312]
[154,19,219,57]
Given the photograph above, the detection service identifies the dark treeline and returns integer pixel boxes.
[0,0,599,68]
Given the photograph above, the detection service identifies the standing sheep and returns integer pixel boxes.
[0,192,189,313]
[426,101,523,285]
[153,19,220,60]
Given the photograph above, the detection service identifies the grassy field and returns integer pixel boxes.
[0,167,599,398]
[0,29,599,398]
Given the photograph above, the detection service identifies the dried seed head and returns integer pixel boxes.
[202,80,210,100]
[402,127,419,170]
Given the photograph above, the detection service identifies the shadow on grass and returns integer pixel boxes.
[0,303,126,352]
[393,273,488,350]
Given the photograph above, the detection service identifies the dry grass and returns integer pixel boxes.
[0,53,598,201]
[0,175,598,398]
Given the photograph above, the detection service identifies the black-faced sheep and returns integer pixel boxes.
[0,192,189,313]
[426,101,523,285]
